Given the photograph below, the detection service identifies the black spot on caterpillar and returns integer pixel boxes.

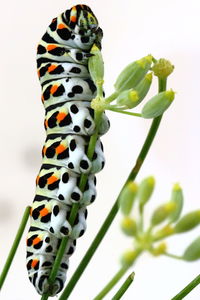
[26,4,110,296]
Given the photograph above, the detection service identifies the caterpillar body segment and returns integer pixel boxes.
[26,4,109,296]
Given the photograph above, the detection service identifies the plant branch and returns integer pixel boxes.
[163,252,184,260]
[107,107,142,117]
[0,206,30,289]
[111,272,135,300]
[93,266,129,300]
[171,274,200,300]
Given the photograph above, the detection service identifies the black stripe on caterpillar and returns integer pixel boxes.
[26,4,110,296]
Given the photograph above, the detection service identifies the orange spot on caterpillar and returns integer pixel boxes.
[56,112,67,121]
[31,259,39,268]
[47,175,58,185]
[48,64,57,73]
[37,70,40,77]
[58,23,66,29]
[44,119,48,129]
[41,95,44,103]
[56,144,66,154]
[42,146,47,155]
[50,85,59,94]
[40,207,49,217]
[70,15,77,22]
[47,44,57,51]
[30,208,33,216]
[32,237,41,245]
[36,175,39,185]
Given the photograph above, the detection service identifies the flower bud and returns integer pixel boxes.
[116,90,139,109]
[121,250,137,267]
[152,242,167,256]
[152,58,174,79]
[121,217,137,236]
[154,225,175,241]
[116,73,153,109]
[114,55,153,92]
[88,44,104,85]
[174,210,200,233]
[151,202,176,226]
[138,176,155,212]
[142,89,175,119]
[168,183,184,223]
[119,182,138,215]
[183,237,200,261]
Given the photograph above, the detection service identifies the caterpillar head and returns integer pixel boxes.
[64,4,103,48]
[64,5,98,31]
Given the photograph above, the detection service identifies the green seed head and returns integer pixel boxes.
[138,176,155,211]
[121,217,137,236]
[168,183,184,223]
[137,55,153,68]
[88,44,104,85]
[183,237,200,261]
[174,210,200,233]
[152,58,174,79]
[151,202,176,226]
[142,89,175,119]
[114,55,153,92]
[119,182,138,215]
[116,89,139,109]
[154,224,175,240]
[152,242,167,256]
[121,250,137,266]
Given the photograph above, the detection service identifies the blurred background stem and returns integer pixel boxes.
[0,206,30,289]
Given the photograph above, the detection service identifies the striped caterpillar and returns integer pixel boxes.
[26,4,110,296]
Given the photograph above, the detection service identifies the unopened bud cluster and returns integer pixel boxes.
[119,178,200,267]
[89,51,175,117]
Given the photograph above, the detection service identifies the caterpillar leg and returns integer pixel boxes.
[27,229,75,295]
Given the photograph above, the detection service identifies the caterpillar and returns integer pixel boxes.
[26,4,110,296]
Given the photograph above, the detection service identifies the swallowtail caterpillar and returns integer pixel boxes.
[26,4,109,296]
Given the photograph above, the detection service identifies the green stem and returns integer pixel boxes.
[107,107,142,118]
[59,78,166,300]
[111,272,135,300]
[93,266,129,300]
[105,91,119,103]
[41,111,103,300]
[0,206,30,289]
[163,252,184,260]
[93,248,141,300]
[171,274,200,300]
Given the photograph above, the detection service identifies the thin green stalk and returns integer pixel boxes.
[171,274,200,300]
[107,107,142,118]
[93,266,129,300]
[0,206,30,289]
[41,111,103,300]
[59,78,166,300]
[164,252,184,260]
[105,91,119,103]
[111,272,135,300]
[93,248,141,300]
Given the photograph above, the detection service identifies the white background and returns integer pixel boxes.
[1,0,200,299]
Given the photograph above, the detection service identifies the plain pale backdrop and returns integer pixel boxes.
[1,0,200,299]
